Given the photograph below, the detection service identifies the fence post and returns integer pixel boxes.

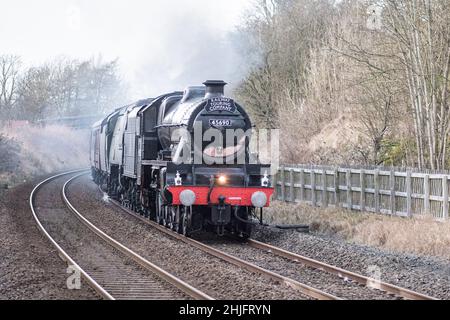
[390,169,396,215]
[334,167,339,207]
[374,169,380,213]
[360,169,365,212]
[299,169,304,201]
[442,175,449,220]
[272,168,278,199]
[424,174,430,215]
[289,169,294,202]
[311,170,316,207]
[406,171,412,217]
[346,169,352,210]
[280,165,285,202]
[322,169,328,208]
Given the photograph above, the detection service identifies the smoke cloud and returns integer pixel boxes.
[0,125,89,186]
[0,0,253,100]
[0,0,255,185]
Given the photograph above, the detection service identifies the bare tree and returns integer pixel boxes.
[353,74,398,165]
[14,57,127,122]
[377,0,450,169]
[313,0,450,169]
[16,65,54,122]
[235,0,338,162]
[0,55,20,121]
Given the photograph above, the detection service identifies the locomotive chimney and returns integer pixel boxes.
[203,80,227,99]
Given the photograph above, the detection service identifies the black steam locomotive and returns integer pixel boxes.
[90,80,273,238]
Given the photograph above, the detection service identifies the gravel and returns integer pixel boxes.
[252,226,450,299]
[0,176,97,300]
[67,175,310,300]
[207,241,400,300]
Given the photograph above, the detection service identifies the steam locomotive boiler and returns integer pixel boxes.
[90,80,273,239]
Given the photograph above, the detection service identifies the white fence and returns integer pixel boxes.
[274,165,450,220]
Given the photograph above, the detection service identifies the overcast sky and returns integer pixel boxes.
[0,0,254,99]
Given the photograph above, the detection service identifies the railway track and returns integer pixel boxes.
[111,201,436,300]
[245,239,438,300]
[84,174,437,300]
[101,197,337,300]
[30,171,212,300]
[206,239,439,300]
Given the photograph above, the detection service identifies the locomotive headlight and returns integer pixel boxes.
[180,189,196,206]
[175,171,182,186]
[217,175,227,185]
[251,191,267,208]
[261,171,270,187]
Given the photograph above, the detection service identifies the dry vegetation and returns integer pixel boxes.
[0,125,89,188]
[264,201,450,260]
[236,0,450,169]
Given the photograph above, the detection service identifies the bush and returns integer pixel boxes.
[0,134,21,174]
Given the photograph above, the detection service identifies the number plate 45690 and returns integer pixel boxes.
[209,119,232,127]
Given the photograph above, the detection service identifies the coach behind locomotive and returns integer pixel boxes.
[90,80,273,238]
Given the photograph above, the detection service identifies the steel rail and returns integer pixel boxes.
[247,239,439,300]
[30,170,114,300]
[62,173,213,300]
[88,173,439,301]
[97,188,339,300]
